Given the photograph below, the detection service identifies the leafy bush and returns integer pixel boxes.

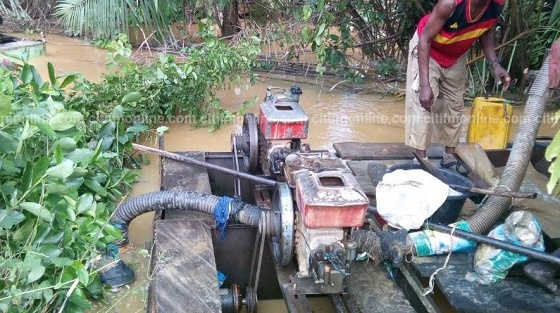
[0,26,259,312]
[68,29,260,131]
[0,60,140,312]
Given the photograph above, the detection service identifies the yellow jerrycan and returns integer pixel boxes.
[467,97,512,149]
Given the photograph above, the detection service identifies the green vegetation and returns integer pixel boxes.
[0,57,135,313]
[546,111,560,195]
[69,27,260,131]
[0,25,259,312]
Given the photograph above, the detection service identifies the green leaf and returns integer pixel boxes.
[102,223,123,240]
[46,183,70,195]
[21,64,33,84]
[51,257,74,267]
[100,135,115,150]
[31,65,44,85]
[34,156,50,182]
[0,184,16,196]
[66,148,94,165]
[37,245,62,258]
[0,130,17,153]
[59,74,77,89]
[46,96,64,114]
[302,5,312,20]
[98,121,116,137]
[73,262,89,286]
[54,144,63,163]
[156,126,169,135]
[0,209,25,229]
[112,105,125,120]
[77,193,94,214]
[69,287,91,309]
[70,167,89,178]
[28,114,57,138]
[13,219,35,241]
[0,94,12,119]
[20,202,54,223]
[27,265,45,284]
[46,159,74,180]
[48,62,56,85]
[43,286,54,302]
[84,179,107,196]
[54,137,77,151]
[121,91,142,103]
[126,124,148,134]
[42,231,64,244]
[49,111,84,131]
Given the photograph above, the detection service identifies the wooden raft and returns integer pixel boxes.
[147,152,221,313]
[412,254,560,313]
[333,142,445,160]
[339,142,560,313]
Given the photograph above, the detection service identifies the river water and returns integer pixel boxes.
[25,33,559,312]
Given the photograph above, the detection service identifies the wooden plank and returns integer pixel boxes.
[161,152,213,220]
[161,151,212,193]
[151,219,221,313]
[412,254,560,313]
[334,142,445,161]
[346,161,376,198]
[347,262,416,313]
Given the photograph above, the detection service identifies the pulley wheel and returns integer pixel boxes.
[271,183,294,267]
[245,286,258,313]
[242,113,259,174]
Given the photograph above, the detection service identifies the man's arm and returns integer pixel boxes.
[417,0,456,112]
[481,28,511,90]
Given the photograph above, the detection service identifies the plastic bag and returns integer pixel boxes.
[409,220,477,256]
[465,211,545,284]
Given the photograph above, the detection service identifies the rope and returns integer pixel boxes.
[214,196,232,241]
[478,184,515,209]
[422,224,457,296]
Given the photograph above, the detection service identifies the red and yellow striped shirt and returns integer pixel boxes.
[417,0,504,68]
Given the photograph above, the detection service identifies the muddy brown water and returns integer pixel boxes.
[23,33,560,312]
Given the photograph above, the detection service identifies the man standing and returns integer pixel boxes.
[405,0,511,170]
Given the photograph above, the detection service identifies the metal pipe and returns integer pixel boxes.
[132,143,278,187]
[425,222,560,266]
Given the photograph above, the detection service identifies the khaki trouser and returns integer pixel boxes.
[405,33,467,151]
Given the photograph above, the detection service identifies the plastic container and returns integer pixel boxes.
[387,163,473,225]
[467,97,512,149]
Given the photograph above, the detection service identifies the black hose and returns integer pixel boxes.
[110,190,265,245]
[467,56,551,234]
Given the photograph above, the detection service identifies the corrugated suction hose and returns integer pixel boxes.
[110,190,267,245]
[467,57,551,234]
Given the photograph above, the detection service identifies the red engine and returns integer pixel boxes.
[232,85,368,294]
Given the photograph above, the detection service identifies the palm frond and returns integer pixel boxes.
[55,0,129,39]
[0,0,32,20]
[55,0,187,43]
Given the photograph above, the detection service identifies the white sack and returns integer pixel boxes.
[376,169,449,230]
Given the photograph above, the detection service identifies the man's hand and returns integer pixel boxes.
[419,85,434,112]
[492,63,511,90]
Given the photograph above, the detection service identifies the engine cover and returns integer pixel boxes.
[258,97,309,140]
[294,170,368,229]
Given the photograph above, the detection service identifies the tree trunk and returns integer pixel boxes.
[221,1,239,37]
